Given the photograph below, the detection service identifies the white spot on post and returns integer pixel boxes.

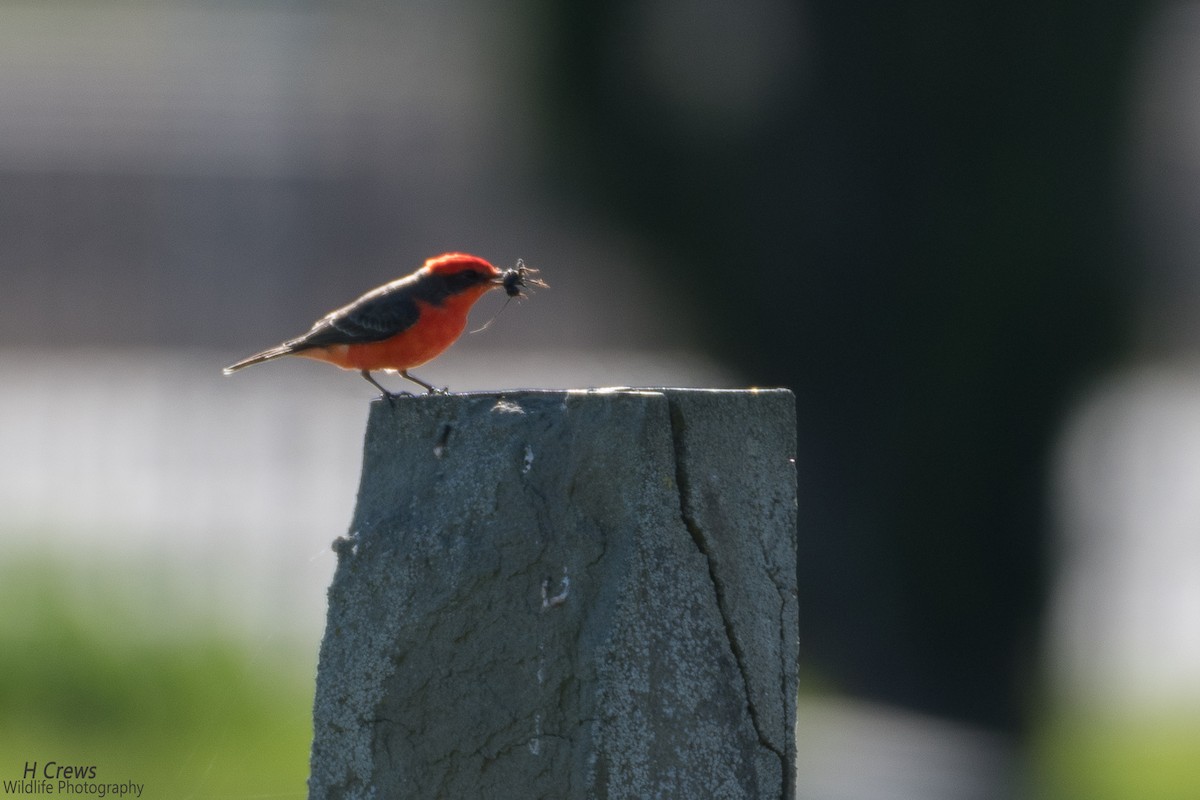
[542,567,570,610]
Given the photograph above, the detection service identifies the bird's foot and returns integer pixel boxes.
[399,369,446,395]
[382,389,414,405]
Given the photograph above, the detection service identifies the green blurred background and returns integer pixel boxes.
[2,1,1198,797]
[0,560,312,795]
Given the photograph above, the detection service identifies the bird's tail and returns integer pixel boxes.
[223,345,296,375]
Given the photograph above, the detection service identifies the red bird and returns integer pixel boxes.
[223,252,539,396]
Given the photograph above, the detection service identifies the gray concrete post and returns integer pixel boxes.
[308,388,797,799]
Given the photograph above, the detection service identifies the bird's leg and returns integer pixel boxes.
[360,369,409,401]
[400,369,447,395]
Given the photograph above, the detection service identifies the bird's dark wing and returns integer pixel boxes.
[282,266,491,352]
[287,281,423,350]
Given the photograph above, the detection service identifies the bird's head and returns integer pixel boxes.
[423,253,503,295]
[423,253,547,297]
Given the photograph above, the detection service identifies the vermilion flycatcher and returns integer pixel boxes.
[223,252,539,396]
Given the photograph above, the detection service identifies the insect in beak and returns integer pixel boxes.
[498,259,548,298]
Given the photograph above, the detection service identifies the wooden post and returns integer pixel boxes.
[308,389,797,799]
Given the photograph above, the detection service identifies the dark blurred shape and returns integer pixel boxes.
[533,0,1148,736]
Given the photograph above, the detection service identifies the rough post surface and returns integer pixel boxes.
[308,388,797,800]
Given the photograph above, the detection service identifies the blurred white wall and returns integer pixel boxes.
[1052,366,1200,713]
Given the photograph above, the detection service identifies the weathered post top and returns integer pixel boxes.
[309,388,797,800]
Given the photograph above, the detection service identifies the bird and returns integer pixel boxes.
[223,252,539,397]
